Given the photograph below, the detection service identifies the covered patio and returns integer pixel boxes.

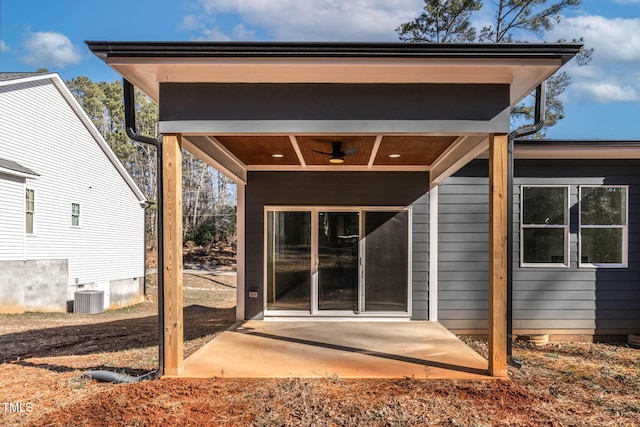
[87,41,580,378]
[175,321,489,379]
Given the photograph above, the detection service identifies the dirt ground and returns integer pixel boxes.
[1,263,640,426]
[182,242,236,271]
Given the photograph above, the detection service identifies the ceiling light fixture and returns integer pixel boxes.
[272,153,284,158]
[311,141,358,164]
[389,154,401,158]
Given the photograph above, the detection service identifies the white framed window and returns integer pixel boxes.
[71,203,81,227]
[520,186,570,267]
[25,188,35,234]
[579,186,628,268]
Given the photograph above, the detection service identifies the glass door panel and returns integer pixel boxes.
[317,212,359,311]
[363,210,409,312]
[266,211,311,311]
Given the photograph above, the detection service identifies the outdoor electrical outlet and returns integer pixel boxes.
[248,289,259,298]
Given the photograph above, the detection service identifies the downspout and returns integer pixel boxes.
[142,201,152,296]
[142,200,157,297]
[506,82,546,368]
[82,79,164,383]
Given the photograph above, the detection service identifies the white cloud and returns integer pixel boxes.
[232,24,257,41]
[181,15,204,31]
[199,26,231,41]
[190,0,423,41]
[0,40,10,53]
[551,15,640,63]
[181,18,256,41]
[548,15,640,104]
[573,81,638,103]
[20,31,82,69]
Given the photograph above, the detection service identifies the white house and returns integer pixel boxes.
[0,72,147,313]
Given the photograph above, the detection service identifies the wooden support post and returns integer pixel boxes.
[163,133,184,375]
[488,133,508,378]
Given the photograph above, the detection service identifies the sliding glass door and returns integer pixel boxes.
[265,207,410,316]
[317,211,359,311]
[362,210,409,312]
[266,211,312,311]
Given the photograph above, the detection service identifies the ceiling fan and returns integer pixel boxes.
[311,141,358,164]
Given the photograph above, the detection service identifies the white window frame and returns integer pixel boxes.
[520,185,570,268]
[71,203,81,228]
[25,187,36,235]
[579,185,628,268]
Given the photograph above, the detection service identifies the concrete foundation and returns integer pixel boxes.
[0,260,68,313]
[109,277,144,309]
[0,261,143,313]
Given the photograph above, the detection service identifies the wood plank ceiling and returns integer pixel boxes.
[214,135,458,167]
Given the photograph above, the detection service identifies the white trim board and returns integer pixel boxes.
[429,185,439,322]
[247,165,430,172]
[236,184,246,321]
[159,116,510,135]
[0,167,39,179]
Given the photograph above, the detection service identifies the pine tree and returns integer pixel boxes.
[397,0,593,135]
[397,0,482,43]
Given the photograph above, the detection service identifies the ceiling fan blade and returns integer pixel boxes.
[342,147,359,156]
[311,149,333,155]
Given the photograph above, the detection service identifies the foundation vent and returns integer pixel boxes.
[74,290,104,314]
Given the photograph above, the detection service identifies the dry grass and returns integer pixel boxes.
[0,273,236,427]
[1,272,639,426]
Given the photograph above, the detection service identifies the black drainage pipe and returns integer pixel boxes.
[82,79,164,383]
[81,370,157,384]
[506,82,546,369]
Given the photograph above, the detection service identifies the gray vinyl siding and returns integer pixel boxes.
[438,176,488,327]
[245,171,430,320]
[439,159,640,337]
[411,193,429,320]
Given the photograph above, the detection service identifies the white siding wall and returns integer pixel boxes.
[0,78,145,307]
[0,174,25,260]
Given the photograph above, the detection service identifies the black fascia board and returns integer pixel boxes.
[85,41,582,65]
[515,139,640,147]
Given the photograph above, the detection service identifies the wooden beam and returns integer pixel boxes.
[488,133,508,378]
[163,133,184,376]
[429,135,489,188]
[181,136,247,185]
[289,136,306,167]
[367,135,383,168]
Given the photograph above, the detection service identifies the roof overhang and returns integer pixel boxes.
[0,164,39,179]
[86,42,581,185]
[86,41,580,106]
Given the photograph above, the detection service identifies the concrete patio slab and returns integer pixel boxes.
[174,321,491,379]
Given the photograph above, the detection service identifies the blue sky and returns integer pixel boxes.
[1,0,639,140]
